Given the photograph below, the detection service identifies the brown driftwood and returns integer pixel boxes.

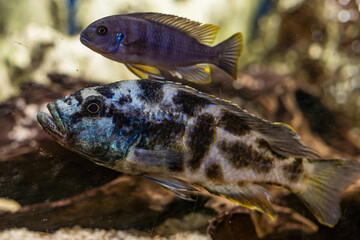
[207,205,318,240]
[0,175,203,231]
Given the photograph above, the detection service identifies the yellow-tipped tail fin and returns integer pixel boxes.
[214,32,243,80]
[293,159,360,227]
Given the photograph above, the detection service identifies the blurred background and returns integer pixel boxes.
[0,0,360,239]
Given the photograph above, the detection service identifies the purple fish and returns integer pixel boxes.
[80,12,243,84]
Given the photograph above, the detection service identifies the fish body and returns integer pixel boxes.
[37,79,360,227]
[80,13,243,84]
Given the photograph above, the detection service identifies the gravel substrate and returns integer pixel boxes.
[0,227,209,240]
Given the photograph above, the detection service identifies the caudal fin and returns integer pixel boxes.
[293,159,360,227]
[214,32,243,80]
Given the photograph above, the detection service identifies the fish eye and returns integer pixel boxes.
[97,25,108,36]
[84,98,104,116]
[87,102,100,113]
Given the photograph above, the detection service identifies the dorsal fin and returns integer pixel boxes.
[129,12,220,45]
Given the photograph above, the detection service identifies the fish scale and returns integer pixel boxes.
[37,79,360,227]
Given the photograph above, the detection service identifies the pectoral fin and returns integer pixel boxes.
[132,148,184,172]
[131,149,197,200]
[142,175,198,201]
[203,183,275,219]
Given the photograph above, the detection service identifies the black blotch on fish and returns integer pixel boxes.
[138,79,163,103]
[188,114,215,170]
[258,139,286,160]
[70,112,83,125]
[206,163,224,182]
[283,158,304,182]
[219,110,251,136]
[64,97,72,105]
[118,95,133,105]
[138,118,186,151]
[105,106,114,118]
[71,91,83,106]
[112,111,135,135]
[219,141,273,173]
[173,90,213,116]
[96,86,115,99]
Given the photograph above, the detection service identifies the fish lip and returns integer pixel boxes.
[37,102,68,140]
[80,33,90,46]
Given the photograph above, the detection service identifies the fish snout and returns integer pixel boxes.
[37,101,69,141]
[80,32,90,45]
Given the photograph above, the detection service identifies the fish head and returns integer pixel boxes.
[80,16,125,55]
[37,87,123,165]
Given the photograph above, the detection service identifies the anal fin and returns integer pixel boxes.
[172,64,212,84]
[203,183,275,219]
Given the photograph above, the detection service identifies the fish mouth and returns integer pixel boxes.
[80,33,90,46]
[37,102,68,141]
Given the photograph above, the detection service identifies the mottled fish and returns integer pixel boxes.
[80,12,243,84]
[37,79,360,227]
